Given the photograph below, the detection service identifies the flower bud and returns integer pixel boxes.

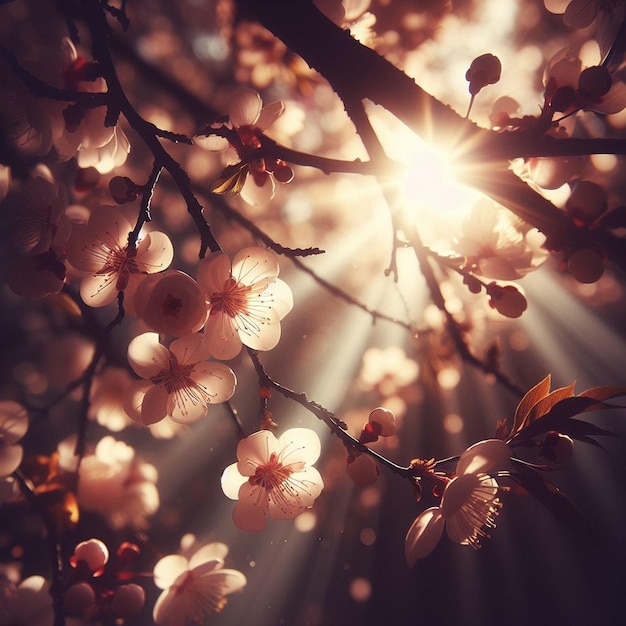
[486,282,527,318]
[346,453,380,487]
[540,431,574,465]
[109,176,140,204]
[368,407,396,437]
[565,180,608,225]
[73,538,109,572]
[64,582,96,614]
[566,247,606,283]
[110,583,146,618]
[466,54,502,95]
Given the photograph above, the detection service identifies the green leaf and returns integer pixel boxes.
[210,164,248,195]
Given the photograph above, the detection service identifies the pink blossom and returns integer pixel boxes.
[125,332,237,425]
[221,428,324,531]
[133,270,208,336]
[1,177,71,298]
[153,542,246,626]
[405,439,510,566]
[198,247,293,359]
[65,206,174,308]
[0,576,54,626]
[75,436,159,529]
[204,88,292,205]
[454,199,547,280]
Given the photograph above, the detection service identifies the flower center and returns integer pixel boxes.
[150,353,194,395]
[249,452,293,490]
[161,292,183,318]
[209,277,251,318]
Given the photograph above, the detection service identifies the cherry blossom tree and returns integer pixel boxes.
[1,1,626,625]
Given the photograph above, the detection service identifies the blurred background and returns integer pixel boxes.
[1,0,626,625]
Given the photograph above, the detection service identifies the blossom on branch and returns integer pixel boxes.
[153,541,246,625]
[64,436,160,529]
[221,428,324,531]
[203,88,293,205]
[454,199,547,280]
[125,332,237,425]
[1,177,71,298]
[65,206,174,308]
[198,247,293,359]
[405,439,510,566]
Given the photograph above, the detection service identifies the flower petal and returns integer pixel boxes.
[169,334,212,366]
[0,445,23,477]
[232,482,267,532]
[127,333,170,379]
[153,554,189,590]
[277,428,321,466]
[230,88,262,127]
[135,231,174,274]
[256,100,285,132]
[456,439,510,475]
[203,313,243,360]
[404,507,445,566]
[188,543,229,570]
[197,252,231,294]
[221,462,248,500]
[266,466,324,519]
[191,362,237,404]
[240,172,275,205]
[231,247,280,285]
[236,430,277,474]
[141,385,170,425]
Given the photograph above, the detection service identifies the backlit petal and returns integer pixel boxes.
[232,481,268,531]
[456,439,510,475]
[236,430,277,474]
[404,507,445,566]
[221,462,248,499]
[191,363,237,403]
[277,428,321,466]
[256,100,285,132]
[189,543,229,570]
[153,554,188,590]
[229,88,262,127]
[127,333,170,378]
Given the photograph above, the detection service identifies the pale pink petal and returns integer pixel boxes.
[191,362,237,403]
[232,482,267,531]
[203,313,243,360]
[197,252,232,294]
[456,439,510,476]
[188,543,229,570]
[256,100,285,132]
[168,392,208,425]
[232,247,280,285]
[123,380,151,423]
[153,554,189,590]
[236,430,277,474]
[135,231,174,274]
[169,333,213,365]
[194,134,229,151]
[221,462,249,499]
[79,272,120,307]
[404,507,445,566]
[266,278,294,320]
[266,466,324,519]
[477,257,520,280]
[240,172,275,205]
[189,559,223,577]
[204,569,246,594]
[277,428,321,466]
[141,385,170,425]
[0,445,23,477]
[229,88,262,127]
[0,401,29,444]
[127,333,170,378]
[239,318,281,352]
[153,588,185,626]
